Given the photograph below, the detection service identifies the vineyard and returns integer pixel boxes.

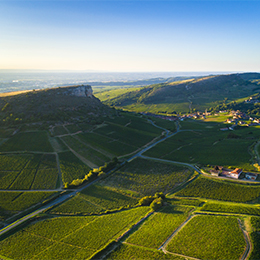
[98,157,193,196]
[175,176,260,202]
[0,131,53,152]
[0,153,58,190]
[58,151,90,184]
[126,205,191,249]
[107,243,182,260]
[166,215,246,260]
[200,202,260,216]
[144,124,256,171]
[0,207,150,259]
[0,191,57,220]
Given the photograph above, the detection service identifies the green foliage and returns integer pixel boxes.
[139,196,155,206]
[145,127,256,171]
[106,243,183,260]
[99,158,192,196]
[150,197,163,211]
[0,208,150,259]
[0,153,58,190]
[51,184,137,215]
[200,202,260,216]
[126,206,190,249]
[61,207,150,250]
[176,176,260,202]
[249,217,260,260]
[251,216,260,231]
[58,151,90,184]
[0,191,57,221]
[61,135,110,166]
[166,215,246,260]
[50,194,105,215]
[0,131,53,152]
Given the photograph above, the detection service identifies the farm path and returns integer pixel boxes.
[159,214,195,252]
[73,135,114,159]
[139,155,203,175]
[254,141,260,166]
[59,137,97,168]
[127,121,180,162]
[55,152,63,190]
[238,218,251,260]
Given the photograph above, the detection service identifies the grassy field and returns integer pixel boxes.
[0,131,53,152]
[98,157,193,197]
[0,153,58,190]
[0,207,150,260]
[145,121,258,171]
[106,243,184,260]
[58,151,90,184]
[175,176,260,203]
[200,202,260,216]
[166,215,246,260]
[0,191,57,221]
[126,205,191,249]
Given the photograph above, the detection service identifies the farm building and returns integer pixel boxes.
[229,168,243,179]
[245,172,257,181]
[210,170,220,177]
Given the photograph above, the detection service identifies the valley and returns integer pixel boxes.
[0,75,260,260]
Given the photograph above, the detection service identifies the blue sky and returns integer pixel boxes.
[0,1,260,72]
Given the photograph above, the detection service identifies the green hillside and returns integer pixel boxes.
[96,73,260,114]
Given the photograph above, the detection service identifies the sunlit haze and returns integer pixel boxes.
[0,0,260,72]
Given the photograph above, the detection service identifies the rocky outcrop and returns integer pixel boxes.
[66,85,93,97]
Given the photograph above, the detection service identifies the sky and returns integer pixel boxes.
[0,0,260,72]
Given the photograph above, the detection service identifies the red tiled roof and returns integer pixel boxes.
[230,168,243,175]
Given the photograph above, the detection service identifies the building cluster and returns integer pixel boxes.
[210,166,257,181]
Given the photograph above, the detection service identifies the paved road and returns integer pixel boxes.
[0,178,100,236]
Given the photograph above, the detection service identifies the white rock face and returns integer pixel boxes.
[70,85,93,97]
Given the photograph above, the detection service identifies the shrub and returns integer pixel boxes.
[150,197,163,211]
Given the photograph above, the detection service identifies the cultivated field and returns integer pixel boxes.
[166,215,246,260]
[175,176,260,203]
[58,151,90,184]
[50,184,138,215]
[126,205,191,249]
[0,153,58,190]
[98,157,193,197]
[0,207,150,259]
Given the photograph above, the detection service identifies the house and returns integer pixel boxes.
[229,168,243,179]
[210,170,220,177]
[245,172,257,181]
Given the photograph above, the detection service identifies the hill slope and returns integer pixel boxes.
[0,85,112,127]
[97,73,260,114]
